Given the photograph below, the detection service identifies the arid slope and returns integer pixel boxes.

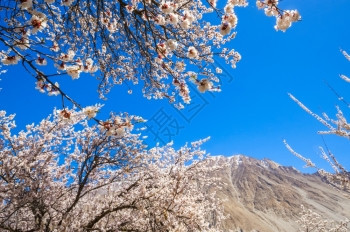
[208,155,350,232]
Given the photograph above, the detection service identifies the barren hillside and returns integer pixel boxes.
[207,155,350,231]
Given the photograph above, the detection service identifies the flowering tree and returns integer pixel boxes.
[297,205,349,232]
[0,0,300,108]
[0,0,302,231]
[0,107,226,231]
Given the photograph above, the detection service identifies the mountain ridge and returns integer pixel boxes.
[206,155,350,231]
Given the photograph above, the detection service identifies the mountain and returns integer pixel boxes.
[207,155,350,232]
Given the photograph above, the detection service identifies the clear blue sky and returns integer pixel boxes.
[1,0,350,172]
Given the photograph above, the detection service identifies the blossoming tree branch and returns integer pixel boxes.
[1,0,300,108]
[0,0,300,231]
[285,50,350,193]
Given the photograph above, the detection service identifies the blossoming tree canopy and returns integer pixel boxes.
[0,0,300,107]
[0,108,225,231]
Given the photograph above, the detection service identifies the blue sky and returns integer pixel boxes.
[1,0,350,172]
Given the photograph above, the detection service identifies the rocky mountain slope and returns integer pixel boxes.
[207,155,350,232]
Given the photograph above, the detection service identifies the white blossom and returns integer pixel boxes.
[224,3,234,13]
[19,0,33,10]
[2,55,20,65]
[224,13,238,28]
[168,13,179,25]
[83,106,98,118]
[154,15,166,25]
[66,65,81,79]
[15,36,30,50]
[197,78,213,93]
[183,10,195,23]
[60,50,75,62]
[230,0,248,6]
[29,15,47,34]
[36,56,47,66]
[220,22,232,36]
[187,46,199,59]
[175,61,186,71]
[50,41,60,52]
[256,0,264,9]
[160,2,173,14]
[180,19,191,29]
[166,39,178,51]
[209,0,217,8]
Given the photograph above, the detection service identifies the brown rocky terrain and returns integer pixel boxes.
[207,155,350,231]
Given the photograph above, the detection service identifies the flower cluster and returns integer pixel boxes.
[99,115,135,137]
[55,51,98,79]
[35,78,60,96]
[219,1,241,36]
[256,0,300,31]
